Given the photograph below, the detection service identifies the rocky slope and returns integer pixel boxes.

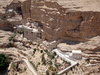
[0,30,100,75]
[0,30,13,47]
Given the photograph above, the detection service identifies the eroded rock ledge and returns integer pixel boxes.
[21,0,100,41]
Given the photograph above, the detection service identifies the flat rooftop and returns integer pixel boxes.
[52,0,100,12]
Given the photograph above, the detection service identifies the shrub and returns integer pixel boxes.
[0,54,10,70]
[9,33,17,41]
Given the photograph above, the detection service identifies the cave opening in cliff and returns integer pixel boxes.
[16,7,23,15]
[34,21,43,28]
[61,40,81,45]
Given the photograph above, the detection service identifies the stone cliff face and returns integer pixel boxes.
[22,0,100,41]
[0,20,13,31]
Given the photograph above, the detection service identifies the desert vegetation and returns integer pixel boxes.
[0,54,10,70]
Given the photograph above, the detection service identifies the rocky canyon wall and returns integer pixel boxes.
[22,0,100,41]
